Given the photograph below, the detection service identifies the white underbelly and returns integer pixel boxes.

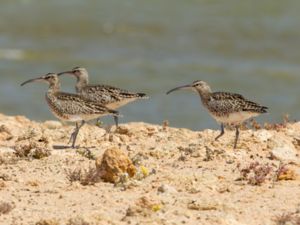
[67,114,109,122]
[51,113,83,122]
[106,98,137,109]
[212,111,260,125]
[52,113,106,122]
[66,115,84,122]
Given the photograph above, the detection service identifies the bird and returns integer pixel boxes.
[166,80,268,148]
[57,67,149,127]
[21,73,119,148]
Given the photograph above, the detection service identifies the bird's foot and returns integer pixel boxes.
[68,131,79,148]
[68,132,75,145]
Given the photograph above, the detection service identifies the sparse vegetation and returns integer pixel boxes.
[124,196,162,218]
[65,166,100,186]
[0,113,300,224]
[0,173,11,181]
[247,114,294,131]
[237,162,297,186]
[0,124,13,141]
[35,219,60,225]
[178,144,201,159]
[14,140,51,159]
[249,119,262,130]
[131,152,148,166]
[0,201,14,215]
[203,147,224,161]
[264,114,292,131]
[13,128,51,159]
[237,162,273,185]
[76,148,95,160]
[66,217,89,225]
[273,212,300,225]
[276,164,297,181]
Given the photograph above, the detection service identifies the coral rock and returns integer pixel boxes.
[96,148,136,183]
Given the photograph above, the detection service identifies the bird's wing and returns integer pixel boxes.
[209,92,268,114]
[82,85,147,102]
[211,92,245,101]
[54,92,118,115]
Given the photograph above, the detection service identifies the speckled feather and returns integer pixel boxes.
[167,80,268,148]
[22,73,119,148]
[46,91,118,121]
[205,92,268,117]
[59,67,148,108]
[79,84,148,107]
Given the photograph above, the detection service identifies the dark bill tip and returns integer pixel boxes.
[21,77,44,86]
[166,84,193,95]
[57,71,73,76]
[20,78,39,86]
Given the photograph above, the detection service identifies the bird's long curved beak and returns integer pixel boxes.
[57,71,73,76]
[166,84,193,95]
[20,77,45,86]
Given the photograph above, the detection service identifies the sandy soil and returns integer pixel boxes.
[0,113,299,225]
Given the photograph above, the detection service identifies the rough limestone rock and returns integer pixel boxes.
[43,120,62,129]
[96,147,136,183]
[270,135,299,163]
[255,130,273,142]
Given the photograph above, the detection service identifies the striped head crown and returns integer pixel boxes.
[71,67,88,78]
[191,80,212,93]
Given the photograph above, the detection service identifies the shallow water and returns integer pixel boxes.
[0,0,300,130]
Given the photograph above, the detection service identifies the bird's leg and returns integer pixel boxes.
[215,123,225,141]
[234,125,240,149]
[69,121,85,148]
[96,115,118,131]
[68,122,79,145]
[113,115,119,128]
[107,115,119,134]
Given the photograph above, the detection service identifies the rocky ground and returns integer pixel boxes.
[0,113,299,225]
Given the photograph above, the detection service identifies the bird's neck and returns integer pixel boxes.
[76,78,88,93]
[197,90,211,106]
[48,82,60,94]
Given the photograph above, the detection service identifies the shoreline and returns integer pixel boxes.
[0,113,300,225]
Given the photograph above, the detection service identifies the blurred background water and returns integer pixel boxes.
[0,0,300,130]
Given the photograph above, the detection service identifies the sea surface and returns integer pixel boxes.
[0,0,300,130]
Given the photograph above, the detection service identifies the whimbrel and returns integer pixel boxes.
[21,73,119,148]
[167,80,268,148]
[58,67,149,127]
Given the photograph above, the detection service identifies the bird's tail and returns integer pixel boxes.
[244,101,268,114]
[136,93,149,99]
[108,108,123,118]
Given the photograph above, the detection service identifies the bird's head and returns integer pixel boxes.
[58,66,88,82]
[166,80,211,95]
[21,73,59,86]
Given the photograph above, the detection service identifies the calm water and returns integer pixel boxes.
[0,0,300,130]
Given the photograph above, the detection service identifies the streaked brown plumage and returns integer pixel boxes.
[58,67,149,126]
[167,80,268,148]
[21,73,119,148]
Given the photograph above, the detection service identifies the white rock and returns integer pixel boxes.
[270,135,299,163]
[157,184,177,194]
[44,120,62,129]
[0,147,14,153]
[271,146,298,163]
[255,130,273,142]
